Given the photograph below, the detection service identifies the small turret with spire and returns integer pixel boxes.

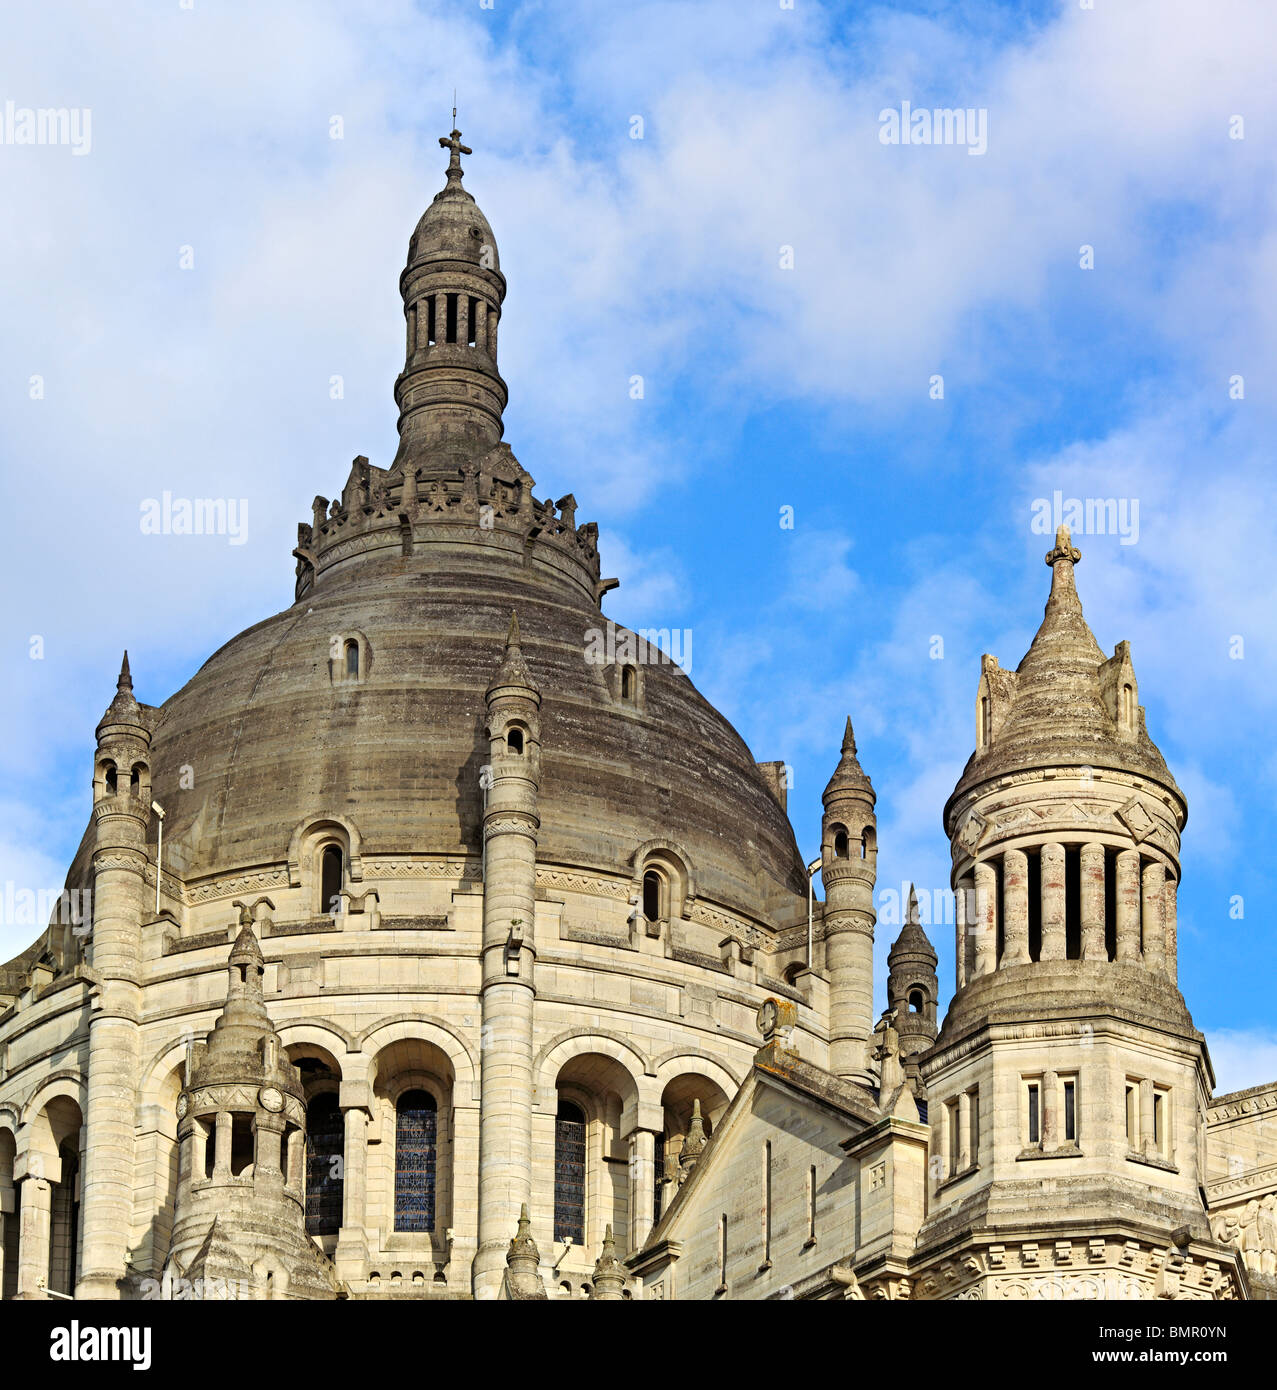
[589,1224,627,1300]
[820,716,877,1084]
[887,884,939,1072]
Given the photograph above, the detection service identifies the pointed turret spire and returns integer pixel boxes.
[823,715,874,799]
[678,1099,707,1183]
[590,1223,627,1300]
[502,1202,548,1299]
[98,649,144,733]
[486,610,540,702]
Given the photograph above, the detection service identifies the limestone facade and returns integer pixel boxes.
[0,132,1270,1303]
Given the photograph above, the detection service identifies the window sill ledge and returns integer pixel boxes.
[1126,1149,1177,1173]
[936,1163,980,1193]
[1016,1143,1084,1162]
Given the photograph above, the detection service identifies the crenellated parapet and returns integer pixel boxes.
[294,446,606,604]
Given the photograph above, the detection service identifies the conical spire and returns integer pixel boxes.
[889,882,937,966]
[98,649,144,732]
[822,715,874,801]
[590,1223,627,1300]
[486,610,540,701]
[678,1099,707,1182]
[947,523,1179,814]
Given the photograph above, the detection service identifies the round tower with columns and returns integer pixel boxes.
[393,120,508,470]
[75,654,153,1298]
[474,613,544,1299]
[915,527,1228,1293]
[165,915,336,1299]
[821,718,877,1084]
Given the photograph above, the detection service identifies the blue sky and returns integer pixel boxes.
[2,0,1275,1090]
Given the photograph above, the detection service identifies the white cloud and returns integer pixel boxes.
[1204,1029,1277,1098]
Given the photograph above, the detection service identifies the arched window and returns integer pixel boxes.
[394,1090,437,1232]
[320,846,343,916]
[129,764,141,792]
[621,666,637,703]
[554,1100,586,1245]
[908,989,925,1013]
[642,869,664,923]
[344,640,359,679]
[1121,683,1133,727]
[507,727,524,755]
[833,828,849,859]
[304,1094,344,1237]
[862,826,875,859]
[104,764,117,795]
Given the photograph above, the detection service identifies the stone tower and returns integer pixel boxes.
[887,885,939,1072]
[821,718,877,1084]
[392,122,508,470]
[474,613,543,1299]
[76,654,153,1298]
[165,916,336,1299]
[916,526,1224,1294]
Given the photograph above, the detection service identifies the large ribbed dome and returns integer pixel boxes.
[146,546,807,926]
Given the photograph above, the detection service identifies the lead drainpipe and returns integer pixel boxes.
[152,801,166,916]
[806,856,823,968]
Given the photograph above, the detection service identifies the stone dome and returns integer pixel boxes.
[143,535,808,929]
[406,129,501,274]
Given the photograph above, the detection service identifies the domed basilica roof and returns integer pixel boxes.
[129,131,808,931]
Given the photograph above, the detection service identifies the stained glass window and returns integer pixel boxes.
[653,1133,665,1225]
[554,1100,586,1245]
[395,1090,437,1232]
[305,1094,344,1236]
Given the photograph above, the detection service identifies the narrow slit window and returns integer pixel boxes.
[1063,1079,1076,1143]
[717,1213,728,1292]
[320,845,343,916]
[427,296,437,345]
[468,297,479,346]
[446,293,458,343]
[1027,1082,1040,1146]
[344,639,359,678]
[621,665,637,702]
[642,869,663,923]
[507,727,524,755]
[807,1164,817,1243]
[833,828,848,859]
[104,764,117,795]
[762,1141,772,1265]
[1125,1083,1138,1148]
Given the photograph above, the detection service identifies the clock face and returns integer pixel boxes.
[176,1094,188,1120]
[258,1086,284,1114]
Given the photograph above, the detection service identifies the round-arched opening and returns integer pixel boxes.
[344,639,360,679]
[507,727,524,755]
[320,845,343,915]
[832,828,849,859]
[621,666,637,703]
[908,989,925,1013]
[642,868,665,922]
